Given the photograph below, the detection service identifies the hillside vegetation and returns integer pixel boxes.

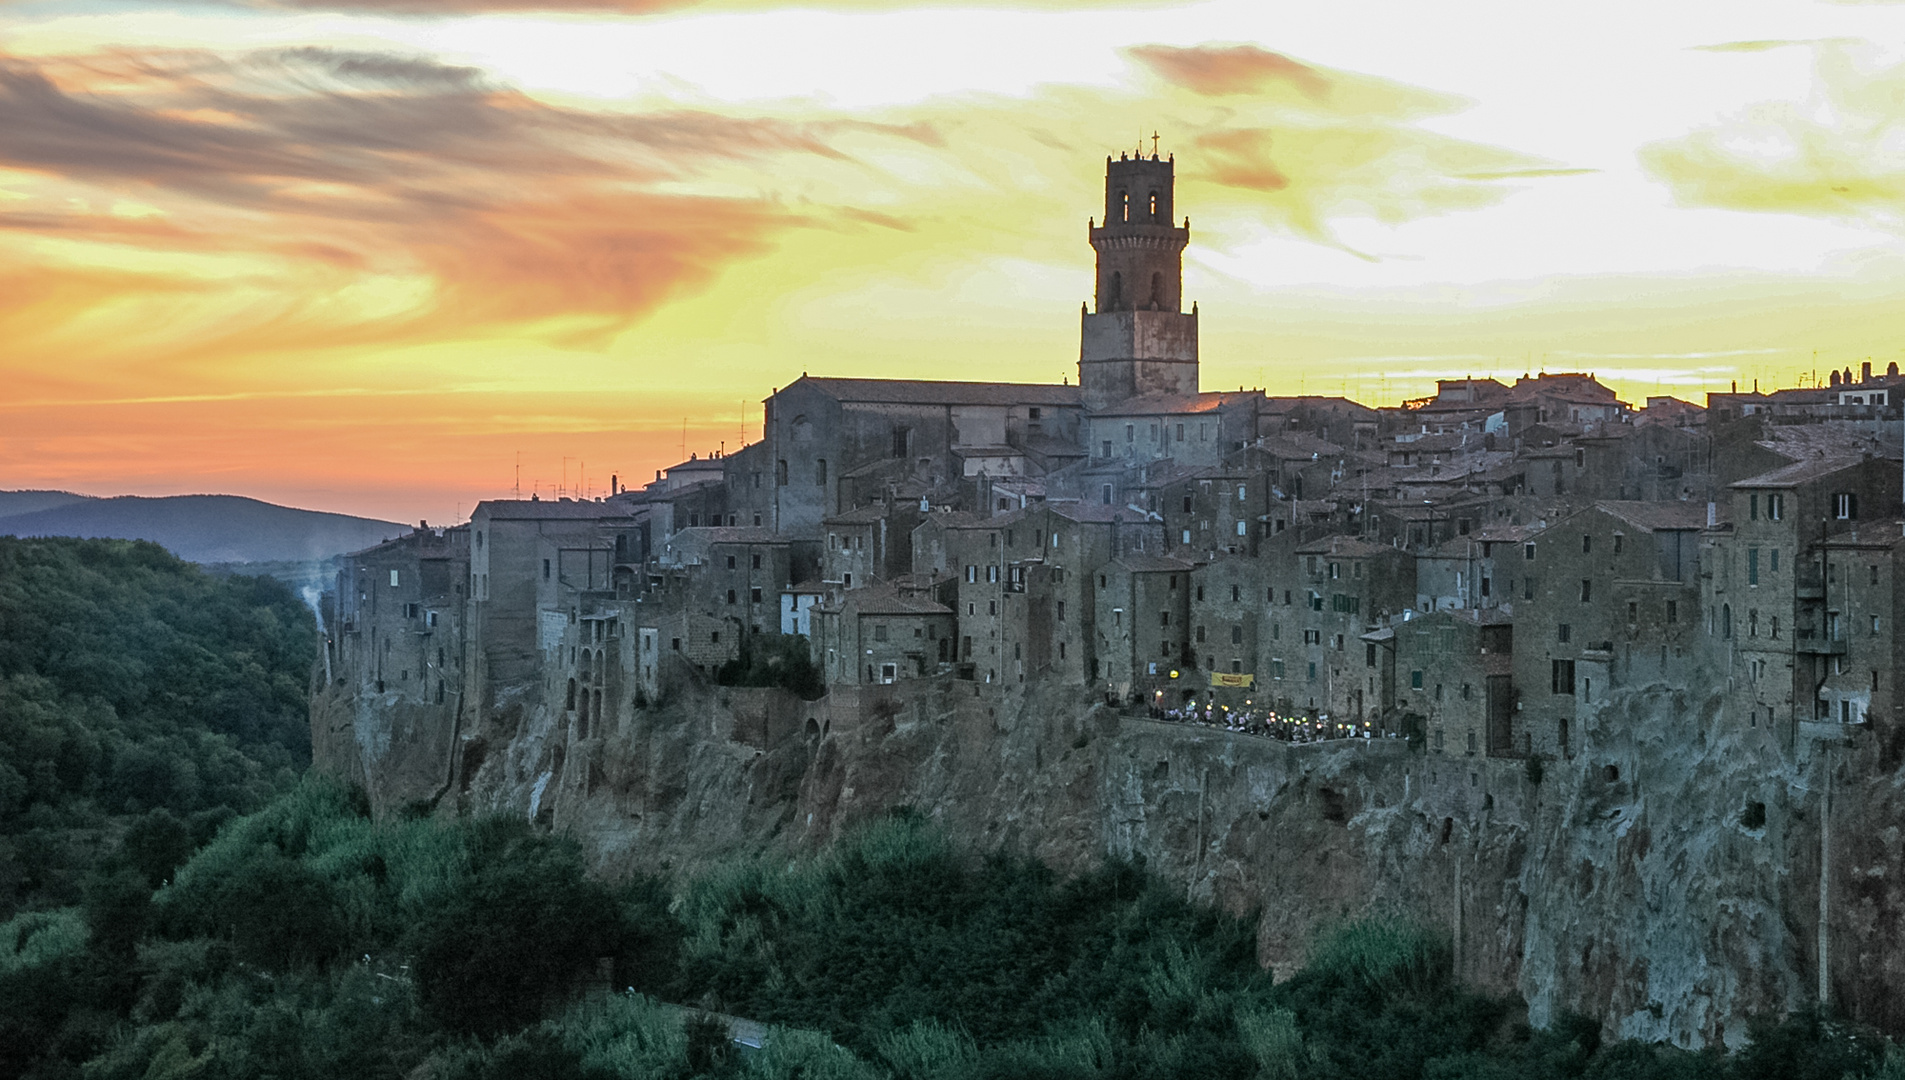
[0,537,315,918]
[5,779,1902,1080]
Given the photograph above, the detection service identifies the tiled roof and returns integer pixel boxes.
[1732,455,1874,489]
[1089,391,1261,418]
[1294,535,1401,558]
[475,499,629,521]
[1596,500,1709,531]
[1110,554,1195,573]
[671,526,786,544]
[1048,501,1154,525]
[794,376,1082,407]
[823,505,896,526]
[843,588,954,617]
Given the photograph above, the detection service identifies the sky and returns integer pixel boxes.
[1,0,1903,522]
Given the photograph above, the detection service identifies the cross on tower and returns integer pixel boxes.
[1151,131,1160,157]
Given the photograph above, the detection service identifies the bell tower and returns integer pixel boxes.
[1079,150,1198,409]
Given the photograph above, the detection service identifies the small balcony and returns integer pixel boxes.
[1794,629,1846,655]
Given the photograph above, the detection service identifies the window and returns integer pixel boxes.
[726,590,737,604]
[1835,493,1857,520]
[1627,601,1638,624]
[1583,534,1592,554]
[1873,565,1882,586]
[873,623,888,642]
[1748,548,1759,585]
[1667,599,1678,624]
[1581,579,1592,603]
[1101,484,1113,505]
[1558,623,1571,643]
[892,427,912,458]
[1411,670,1424,689]
[1552,658,1576,695]
[1524,578,1534,601]
[1613,534,1623,554]
[1195,625,1206,643]
[542,558,551,580]
[1160,611,1171,627]
[1769,494,1784,521]
[1750,493,1759,520]
[1231,625,1243,644]
[1525,543,1536,561]
[1126,424,1135,443]
[1771,549,1780,573]
[751,587,762,604]
[776,459,788,486]
[389,569,400,587]
[1029,407,1041,420]
[726,555,737,570]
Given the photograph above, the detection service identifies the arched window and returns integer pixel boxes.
[1119,190,1129,222]
[566,677,576,711]
[1148,190,1159,219]
[1149,272,1163,309]
[1722,604,1732,639]
[1108,271,1122,309]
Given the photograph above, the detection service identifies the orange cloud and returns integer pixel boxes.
[1128,44,1329,99]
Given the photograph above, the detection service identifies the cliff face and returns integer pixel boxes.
[314,659,1901,1048]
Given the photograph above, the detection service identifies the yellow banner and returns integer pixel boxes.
[1209,672,1254,688]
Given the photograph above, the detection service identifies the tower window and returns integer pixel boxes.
[1120,190,1129,222]
[1148,190,1158,219]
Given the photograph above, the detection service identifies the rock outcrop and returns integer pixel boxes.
[314,659,1900,1048]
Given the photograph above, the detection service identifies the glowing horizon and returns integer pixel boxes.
[3,0,1903,522]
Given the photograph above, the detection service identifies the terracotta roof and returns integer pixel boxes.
[1596,501,1709,531]
[1732,455,1874,489]
[1046,501,1151,525]
[1110,554,1195,573]
[1089,391,1264,418]
[823,506,896,526]
[794,376,1082,407]
[1821,520,1905,548]
[1294,535,1401,558]
[825,584,953,617]
[670,526,785,545]
[475,499,629,521]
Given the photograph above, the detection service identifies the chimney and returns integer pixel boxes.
[1862,361,1873,383]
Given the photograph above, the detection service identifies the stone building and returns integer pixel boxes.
[1093,554,1195,702]
[812,585,957,685]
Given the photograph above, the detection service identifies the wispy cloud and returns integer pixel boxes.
[1641,42,1905,231]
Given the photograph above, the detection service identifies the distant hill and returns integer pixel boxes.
[0,490,96,520]
[0,493,408,565]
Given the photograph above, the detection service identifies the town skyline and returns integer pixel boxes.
[2,0,1902,523]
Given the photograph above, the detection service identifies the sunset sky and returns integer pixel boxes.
[2,0,1903,522]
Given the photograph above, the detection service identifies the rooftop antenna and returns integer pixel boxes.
[513,451,521,500]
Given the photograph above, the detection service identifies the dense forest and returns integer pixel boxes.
[2,537,1902,1079]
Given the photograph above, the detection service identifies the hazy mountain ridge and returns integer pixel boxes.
[0,491,407,565]
[0,490,95,519]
